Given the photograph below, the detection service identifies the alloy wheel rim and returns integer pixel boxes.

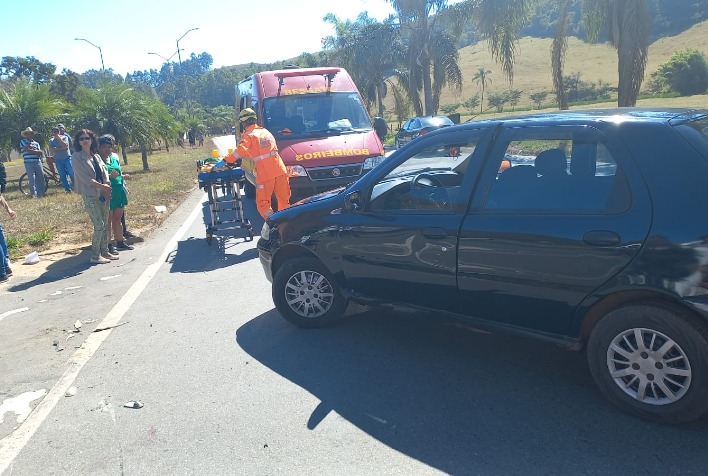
[606,327,691,405]
[285,269,334,318]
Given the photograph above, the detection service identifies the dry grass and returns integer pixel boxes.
[2,141,214,259]
[392,19,708,116]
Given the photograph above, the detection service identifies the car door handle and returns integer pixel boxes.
[582,230,620,246]
[423,227,447,239]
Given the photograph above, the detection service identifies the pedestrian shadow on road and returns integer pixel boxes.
[236,309,708,474]
[8,250,94,292]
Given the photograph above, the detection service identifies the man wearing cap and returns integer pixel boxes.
[50,126,75,192]
[225,108,291,219]
[19,127,45,197]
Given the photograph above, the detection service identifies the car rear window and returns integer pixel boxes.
[677,117,708,159]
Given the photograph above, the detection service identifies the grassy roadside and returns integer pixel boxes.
[2,140,217,261]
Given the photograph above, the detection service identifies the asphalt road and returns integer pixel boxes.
[1,143,708,475]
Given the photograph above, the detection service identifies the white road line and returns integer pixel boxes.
[0,308,29,323]
[0,194,206,474]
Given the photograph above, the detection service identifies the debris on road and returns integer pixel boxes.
[52,340,64,352]
[74,320,83,331]
[154,205,167,213]
[124,401,143,409]
[93,321,129,333]
[65,386,77,397]
[24,251,40,265]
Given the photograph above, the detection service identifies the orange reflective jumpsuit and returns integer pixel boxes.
[225,124,291,219]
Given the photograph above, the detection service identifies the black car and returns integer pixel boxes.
[394,115,455,149]
[258,108,708,424]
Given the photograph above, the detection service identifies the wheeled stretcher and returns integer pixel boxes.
[197,164,254,244]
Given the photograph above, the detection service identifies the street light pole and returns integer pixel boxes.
[148,49,182,63]
[176,27,199,65]
[74,37,105,71]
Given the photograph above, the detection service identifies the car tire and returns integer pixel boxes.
[394,138,401,149]
[272,257,348,328]
[243,180,256,198]
[587,303,708,424]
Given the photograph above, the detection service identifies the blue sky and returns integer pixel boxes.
[0,0,397,76]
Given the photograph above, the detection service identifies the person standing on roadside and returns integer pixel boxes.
[19,127,45,197]
[100,134,138,241]
[57,124,73,153]
[49,126,75,192]
[0,192,17,283]
[224,108,291,219]
[71,129,117,264]
[98,136,133,253]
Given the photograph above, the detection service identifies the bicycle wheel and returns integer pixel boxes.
[18,173,51,196]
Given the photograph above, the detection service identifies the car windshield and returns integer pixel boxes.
[264,93,372,140]
[420,116,454,128]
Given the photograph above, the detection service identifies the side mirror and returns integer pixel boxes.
[344,191,363,212]
[373,117,387,142]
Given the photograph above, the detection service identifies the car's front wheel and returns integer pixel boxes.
[587,303,708,424]
[272,257,348,328]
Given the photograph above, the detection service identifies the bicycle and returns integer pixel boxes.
[18,158,63,196]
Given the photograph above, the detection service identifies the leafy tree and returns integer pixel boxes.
[50,69,81,105]
[80,69,123,89]
[0,56,56,84]
[529,91,550,109]
[0,80,64,159]
[507,89,523,111]
[462,94,480,116]
[472,67,491,113]
[487,91,508,113]
[650,49,708,96]
[440,103,460,115]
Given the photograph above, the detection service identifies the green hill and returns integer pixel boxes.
[429,19,708,116]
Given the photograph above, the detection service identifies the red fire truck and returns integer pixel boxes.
[235,66,386,202]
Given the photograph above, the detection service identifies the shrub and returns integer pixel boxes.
[650,49,708,96]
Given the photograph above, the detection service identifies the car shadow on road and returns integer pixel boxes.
[8,250,93,292]
[236,309,708,474]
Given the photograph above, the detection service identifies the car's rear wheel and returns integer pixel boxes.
[272,257,348,328]
[394,138,401,149]
[587,303,708,424]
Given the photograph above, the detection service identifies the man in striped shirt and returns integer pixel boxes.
[19,127,45,197]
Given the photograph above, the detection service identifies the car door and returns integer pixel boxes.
[338,128,490,312]
[457,124,652,337]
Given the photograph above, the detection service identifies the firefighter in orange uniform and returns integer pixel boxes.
[225,108,291,219]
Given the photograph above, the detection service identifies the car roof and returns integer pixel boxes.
[463,108,708,128]
[419,115,454,125]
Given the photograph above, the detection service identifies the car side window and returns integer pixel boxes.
[369,139,478,212]
[484,136,630,213]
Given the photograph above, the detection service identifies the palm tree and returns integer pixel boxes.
[472,68,492,114]
[324,13,403,117]
[387,0,476,116]
[0,79,64,160]
[73,80,177,169]
[593,0,650,106]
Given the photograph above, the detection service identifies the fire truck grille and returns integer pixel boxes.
[307,164,363,181]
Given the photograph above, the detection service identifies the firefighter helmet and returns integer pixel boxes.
[239,108,257,123]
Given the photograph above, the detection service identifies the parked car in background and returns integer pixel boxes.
[258,108,708,424]
[394,115,455,149]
